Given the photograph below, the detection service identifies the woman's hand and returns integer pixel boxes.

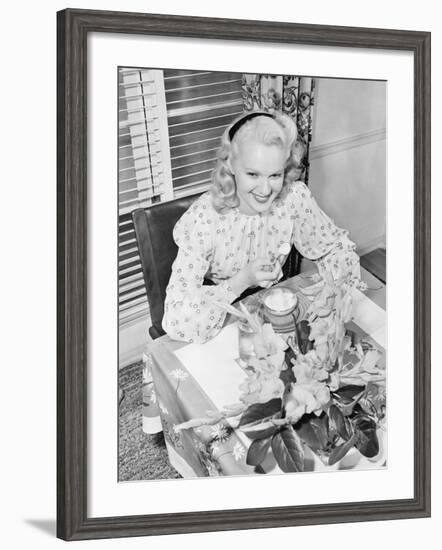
[229,257,282,295]
[243,257,282,287]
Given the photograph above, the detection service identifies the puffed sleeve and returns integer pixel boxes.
[162,197,239,343]
[289,181,361,284]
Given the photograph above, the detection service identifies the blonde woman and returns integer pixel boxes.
[162,111,361,343]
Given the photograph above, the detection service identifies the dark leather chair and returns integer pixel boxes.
[132,194,202,339]
[132,195,301,340]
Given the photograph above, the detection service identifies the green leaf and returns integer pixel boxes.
[239,399,282,428]
[329,404,351,441]
[333,385,366,404]
[346,329,362,348]
[280,360,296,387]
[294,416,322,452]
[328,434,357,466]
[310,414,330,449]
[241,421,280,440]
[261,448,277,472]
[353,415,379,458]
[247,436,272,467]
[297,320,314,355]
[271,426,305,472]
[284,345,297,368]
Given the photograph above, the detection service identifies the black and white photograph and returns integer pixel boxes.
[118,67,387,481]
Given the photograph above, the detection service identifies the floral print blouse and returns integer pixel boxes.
[162,180,360,343]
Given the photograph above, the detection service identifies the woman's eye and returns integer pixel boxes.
[270,173,283,179]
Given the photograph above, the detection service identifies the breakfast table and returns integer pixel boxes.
[147,267,386,478]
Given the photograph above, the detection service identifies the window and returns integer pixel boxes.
[118,68,244,325]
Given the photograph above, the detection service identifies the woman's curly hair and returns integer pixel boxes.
[210,110,304,213]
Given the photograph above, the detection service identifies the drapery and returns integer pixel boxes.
[241,74,315,183]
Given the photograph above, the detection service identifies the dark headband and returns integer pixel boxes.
[228,112,274,141]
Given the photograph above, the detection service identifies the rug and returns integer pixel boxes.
[118,360,181,481]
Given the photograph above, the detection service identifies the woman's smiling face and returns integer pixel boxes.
[230,137,286,215]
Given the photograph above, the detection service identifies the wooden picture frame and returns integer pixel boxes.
[57,8,431,541]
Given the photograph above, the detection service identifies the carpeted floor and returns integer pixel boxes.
[118,360,181,481]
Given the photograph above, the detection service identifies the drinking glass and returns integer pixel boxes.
[238,318,259,366]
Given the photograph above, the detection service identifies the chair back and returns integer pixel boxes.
[132,194,202,339]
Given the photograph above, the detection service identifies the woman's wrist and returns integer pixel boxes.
[229,271,250,297]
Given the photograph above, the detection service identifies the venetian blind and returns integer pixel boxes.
[164,69,243,197]
[118,69,244,324]
[118,68,173,324]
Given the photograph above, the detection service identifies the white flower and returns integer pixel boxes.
[292,350,329,382]
[233,442,246,462]
[210,423,230,442]
[328,372,340,391]
[284,381,330,424]
[239,372,285,405]
[170,368,189,381]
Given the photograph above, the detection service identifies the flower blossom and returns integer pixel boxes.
[170,368,189,381]
[291,350,328,383]
[210,423,230,443]
[286,348,331,423]
[233,442,246,462]
[284,380,330,424]
[238,323,287,405]
[239,371,285,405]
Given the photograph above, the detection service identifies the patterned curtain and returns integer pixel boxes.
[241,74,315,184]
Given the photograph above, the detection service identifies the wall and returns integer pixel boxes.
[309,78,386,254]
[2,1,440,549]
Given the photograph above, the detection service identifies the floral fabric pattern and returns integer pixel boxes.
[162,180,360,344]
